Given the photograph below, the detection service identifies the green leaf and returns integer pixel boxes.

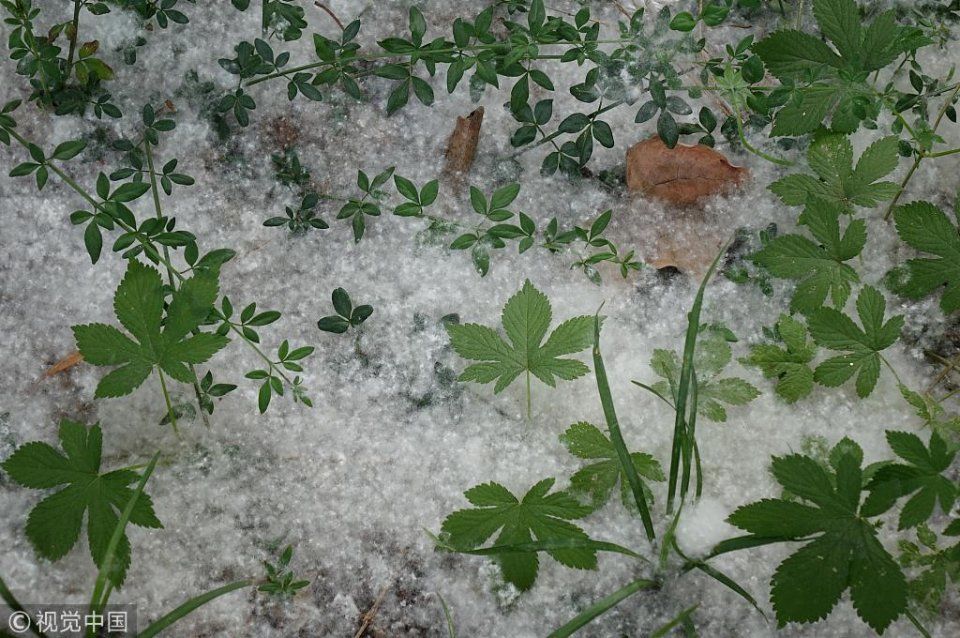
[728,447,908,632]
[770,135,900,212]
[440,478,595,590]
[742,314,816,403]
[445,280,593,394]
[807,285,903,398]
[490,183,520,210]
[52,139,87,161]
[1,420,162,587]
[755,0,929,135]
[560,422,663,512]
[669,12,696,32]
[752,201,864,314]
[867,431,956,530]
[893,201,960,313]
[72,261,229,398]
[813,0,862,61]
[646,333,759,422]
[753,30,842,79]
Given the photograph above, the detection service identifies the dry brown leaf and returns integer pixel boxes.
[443,107,484,176]
[41,350,84,379]
[626,136,747,207]
[648,225,727,277]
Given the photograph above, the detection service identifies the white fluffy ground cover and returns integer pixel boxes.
[1,1,960,636]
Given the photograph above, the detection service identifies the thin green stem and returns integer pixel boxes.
[905,609,932,638]
[525,370,531,420]
[884,81,960,221]
[881,355,904,388]
[1,574,49,638]
[64,0,83,80]
[144,139,210,427]
[246,40,636,87]
[732,101,794,166]
[926,146,960,158]
[508,100,624,160]
[88,452,159,618]
[157,368,180,436]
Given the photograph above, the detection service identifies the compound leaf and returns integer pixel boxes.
[1,420,162,587]
[440,478,595,590]
[445,280,592,394]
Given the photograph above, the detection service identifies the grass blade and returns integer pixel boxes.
[0,575,48,638]
[547,578,658,638]
[434,591,457,638]
[690,560,764,618]
[667,246,726,513]
[593,314,655,541]
[137,580,252,638]
[675,538,765,618]
[679,367,698,499]
[88,451,160,614]
[651,604,699,638]
[453,539,642,558]
[707,534,799,559]
[630,380,674,408]
[430,532,643,560]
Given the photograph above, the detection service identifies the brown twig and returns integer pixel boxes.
[612,1,632,19]
[924,350,960,394]
[353,580,392,638]
[314,2,344,30]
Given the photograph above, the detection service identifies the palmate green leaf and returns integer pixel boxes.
[893,201,960,313]
[73,260,229,398]
[445,280,593,394]
[647,333,759,422]
[897,525,960,616]
[0,420,162,587]
[728,444,908,633]
[770,135,899,212]
[754,0,932,135]
[559,422,664,512]
[440,478,595,591]
[742,315,816,403]
[752,199,866,313]
[807,285,903,398]
[866,431,956,530]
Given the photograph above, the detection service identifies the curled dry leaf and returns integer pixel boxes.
[626,136,747,207]
[40,350,84,380]
[443,106,484,177]
[623,137,744,275]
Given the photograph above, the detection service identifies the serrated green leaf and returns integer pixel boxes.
[807,286,903,398]
[445,280,592,395]
[867,431,956,529]
[646,335,758,422]
[893,201,960,313]
[559,422,663,512]
[73,261,229,398]
[742,315,816,403]
[770,135,900,212]
[0,420,162,587]
[440,478,595,590]
[729,447,908,632]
